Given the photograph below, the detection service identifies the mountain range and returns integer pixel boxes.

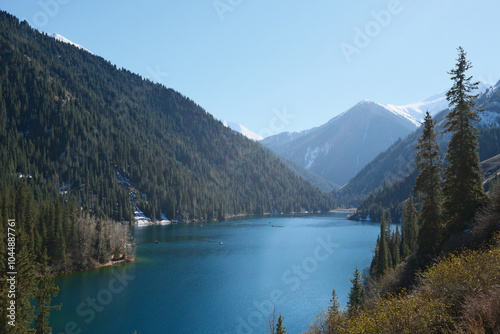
[260,84,492,189]
[345,82,500,218]
[2,10,499,226]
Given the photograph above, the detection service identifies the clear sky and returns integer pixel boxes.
[1,0,500,137]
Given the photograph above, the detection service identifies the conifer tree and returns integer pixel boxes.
[275,313,287,334]
[414,111,443,256]
[391,225,401,266]
[347,266,366,316]
[34,248,61,334]
[13,232,37,333]
[401,194,418,258]
[326,289,343,333]
[372,212,390,277]
[443,47,486,233]
[385,212,393,268]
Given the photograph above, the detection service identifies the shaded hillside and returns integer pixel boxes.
[481,153,500,189]
[261,101,415,188]
[0,12,334,223]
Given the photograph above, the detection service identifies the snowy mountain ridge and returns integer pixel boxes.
[380,82,491,127]
[49,33,92,54]
[222,120,263,141]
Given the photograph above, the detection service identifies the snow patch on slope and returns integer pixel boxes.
[223,120,263,141]
[380,82,491,127]
[304,143,331,170]
[134,207,151,226]
[49,33,92,54]
[134,207,171,226]
[479,110,500,127]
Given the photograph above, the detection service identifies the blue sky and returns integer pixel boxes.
[1,0,500,137]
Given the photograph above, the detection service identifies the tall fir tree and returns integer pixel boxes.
[326,289,343,332]
[34,248,61,334]
[385,212,394,269]
[401,194,418,258]
[275,314,287,334]
[12,232,37,333]
[391,225,401,267]
[443,47,487,234]
[414,111,443,257]
[347,266,366,316]
[371,212,390,277]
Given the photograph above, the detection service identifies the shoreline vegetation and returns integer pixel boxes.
[132,209,357,226]
[86,254,135,272]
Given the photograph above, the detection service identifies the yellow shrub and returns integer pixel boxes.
[418,247,500,311]
[345,292,452,333]
[305,238,500,334]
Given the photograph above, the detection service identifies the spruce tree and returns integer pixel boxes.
[347,266,366,316]
[385,212,393,268]
[443,46,486,233]
[391,225,401,266]
[401,194,418,258]
[414,111,443,256]
[327,289,341,320]
[12,232,37,333]
[34,248,61,334]
[275,313,286,334]
[372,213,389,277]
[326,289,343,333]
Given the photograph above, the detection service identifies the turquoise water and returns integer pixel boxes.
[51,214,379,334]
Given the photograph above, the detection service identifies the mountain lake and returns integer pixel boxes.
[50,213,380,334]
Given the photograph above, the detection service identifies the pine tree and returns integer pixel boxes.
[443,47,487,233]
[414,111,443,256]
[385,212,393,268]
[347,266,366,316]
[34,248,61,334]
[391,225,401,266]
[401,194,418,258]
[372,213,390,277]
[13,232,37,333]
[275,313,286,334]
[326,289,343,333]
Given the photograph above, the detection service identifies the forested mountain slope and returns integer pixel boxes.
[0,12,334,223]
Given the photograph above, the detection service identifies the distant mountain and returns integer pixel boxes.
[0,11,334,223]
[49,33,92,54]
[342,81,500,216]
[261,100,416,188]
[381,82,491,126]
[222,120,263,141]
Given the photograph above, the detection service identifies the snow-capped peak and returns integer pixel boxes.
[49,33,92,54]
[380,82,491,127]
[222,120,263,141]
